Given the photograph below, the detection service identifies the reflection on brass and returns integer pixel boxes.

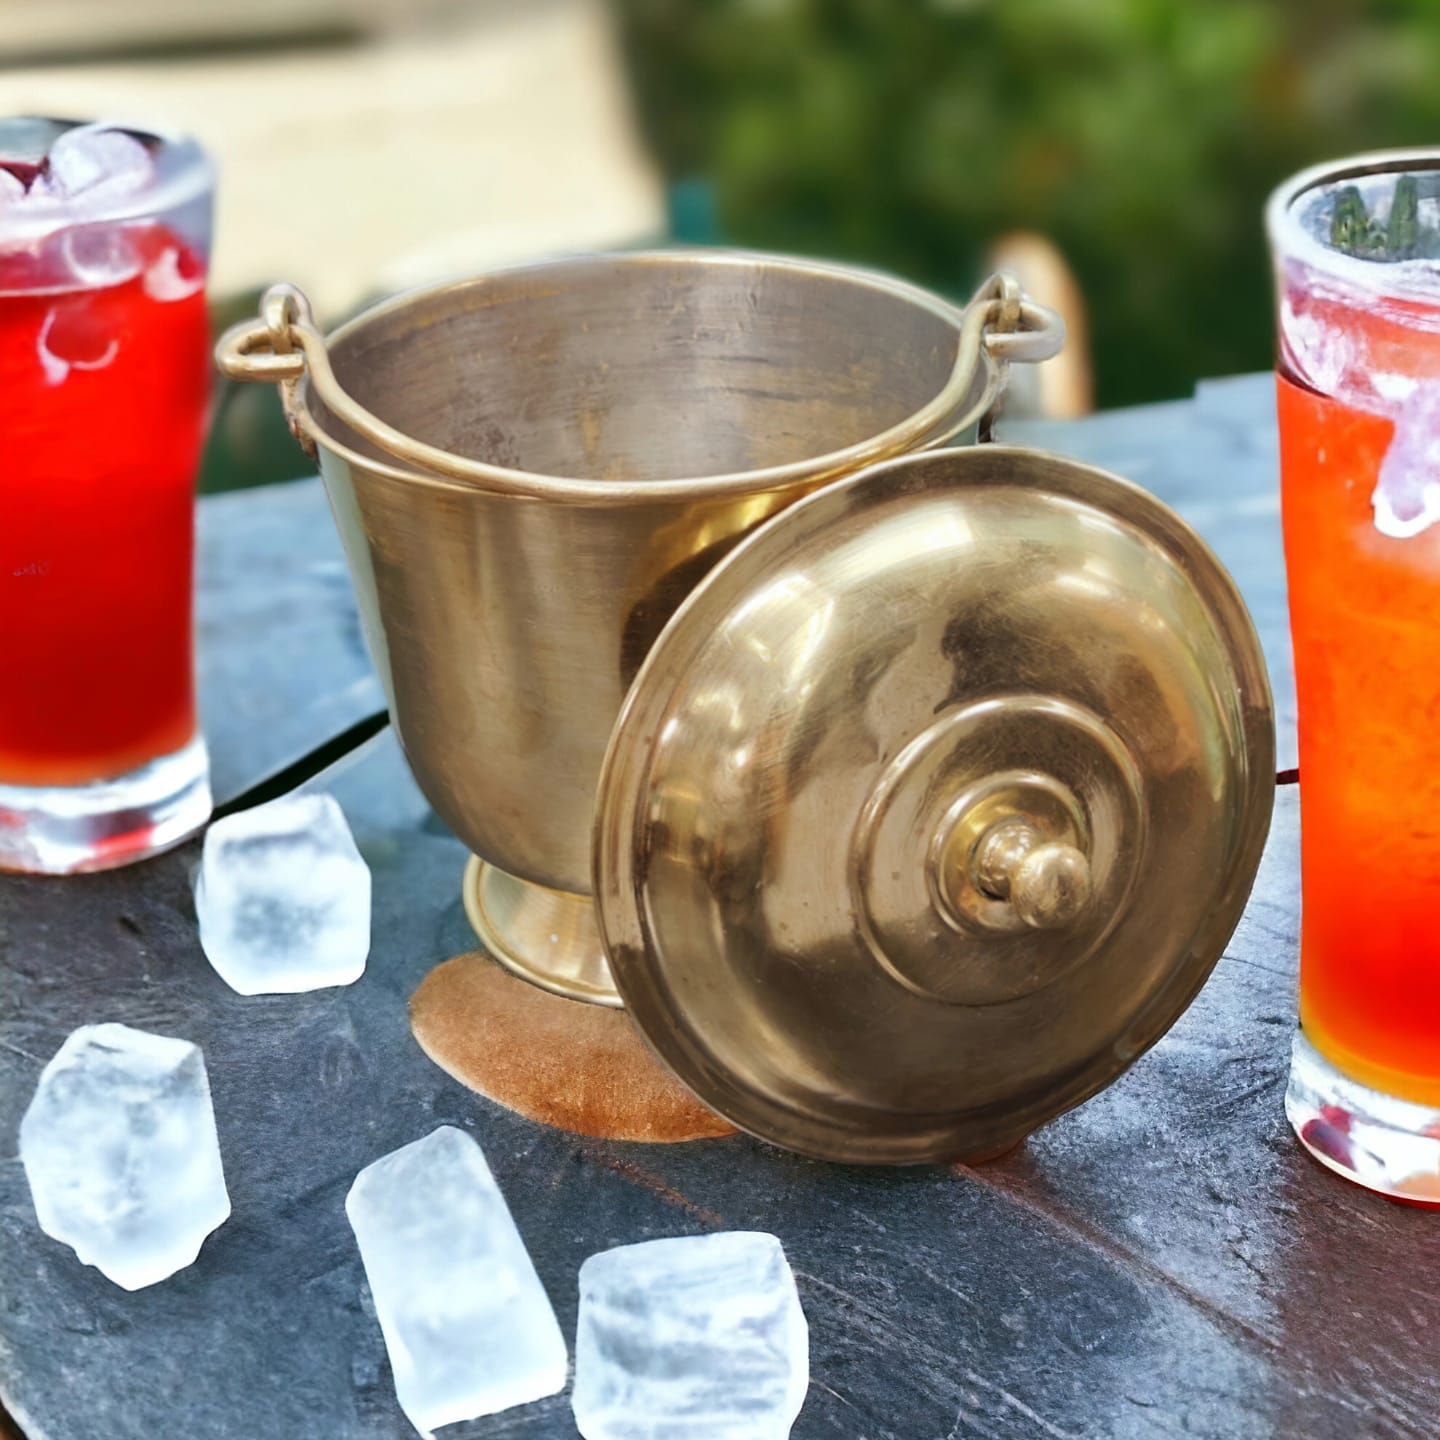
[217,252,1061,1005]
[410,953,735,1143]
[461,856,617,1007]
[859,697,1144,1005]
[595,446,1275,1166]
[964,812,1091,932]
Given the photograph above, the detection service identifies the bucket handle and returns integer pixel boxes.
[215,270,1064,481]
[215,285,324,462]
[971,270,1066,364]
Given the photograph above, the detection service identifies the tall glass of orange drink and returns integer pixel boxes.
[1269,152,1440,1203]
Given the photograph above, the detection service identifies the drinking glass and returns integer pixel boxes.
[1269,150,1440,1203]
[0,119,214,873]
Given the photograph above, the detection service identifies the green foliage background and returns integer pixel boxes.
[615,0,1440,406]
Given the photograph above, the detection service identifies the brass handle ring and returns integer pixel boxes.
[215,284,326,461]
[967,271,1066,365]
[215,283,313,383]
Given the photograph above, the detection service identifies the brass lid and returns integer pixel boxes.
[593,446,1275,1165]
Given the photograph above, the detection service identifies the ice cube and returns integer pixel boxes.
[573,1232,809,1440]
[18,1023,231,1291]
[37,123,153,207]
[195,792,370,996]
[345,1126,567,1435]
[1373,383,1440,539]
[143,240,205,301]
[54,223,145,290]
[37,302,122,387]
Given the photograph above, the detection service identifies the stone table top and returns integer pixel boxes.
[6,375,1429,1440]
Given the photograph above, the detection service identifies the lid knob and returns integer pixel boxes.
[969,818,1092,931]
[844,699,1140,1008]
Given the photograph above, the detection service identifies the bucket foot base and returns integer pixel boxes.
[463,855,620,1007]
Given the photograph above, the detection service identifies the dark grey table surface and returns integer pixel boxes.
[4,375,1431,1440]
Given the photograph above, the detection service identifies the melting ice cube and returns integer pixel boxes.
[572,1231,810,1440]
[143,241,205,301]
[346,1126,567,1435]
[1373,383,1440,539]
[18,1023,231,1291]
[37,124,153,207]
[55,223,146,290]
[195,792,371,996]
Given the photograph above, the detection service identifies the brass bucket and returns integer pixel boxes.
[217,250,1064,1006]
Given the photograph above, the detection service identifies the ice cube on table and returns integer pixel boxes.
[195,792,370,995]
[18,1023,230,1291]
[346,1126,567,1435]
[573,1231,809,1440]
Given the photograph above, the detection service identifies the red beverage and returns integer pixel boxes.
[0,120,214,872]
[1,224,211,785]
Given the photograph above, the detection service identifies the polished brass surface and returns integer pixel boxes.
[462,857,619,1008]
[594,446,1275,1165]
[855,697,1144,982]
[966,813,1092,932]
[216,252,1061,1004]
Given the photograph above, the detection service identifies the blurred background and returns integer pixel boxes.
[4,0,1439,487]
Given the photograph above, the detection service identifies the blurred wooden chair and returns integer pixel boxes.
[984,231,1094,420]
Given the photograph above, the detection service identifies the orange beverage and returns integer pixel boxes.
[1278,375,1440,1099]
[1270,152,1440,1203]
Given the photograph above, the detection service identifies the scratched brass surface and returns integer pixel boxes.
[594,446,1275,1164]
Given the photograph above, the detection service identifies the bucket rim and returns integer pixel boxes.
[293,248,1017,504]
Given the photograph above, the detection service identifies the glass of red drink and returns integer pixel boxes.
[0,118,213,873]
[1269,151,1440,1203]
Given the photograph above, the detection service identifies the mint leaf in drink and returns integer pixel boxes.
[1331,185,1378,257]
[1388,174,1420,258]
